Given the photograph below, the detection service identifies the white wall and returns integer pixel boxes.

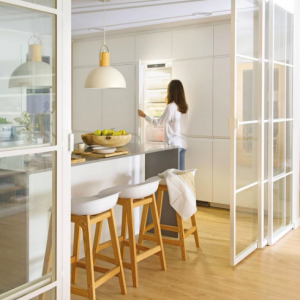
[72,20,231,205]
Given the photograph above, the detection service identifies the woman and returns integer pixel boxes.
[138,79,188,170]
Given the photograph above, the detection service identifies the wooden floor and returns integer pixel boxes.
[72,206,300,300]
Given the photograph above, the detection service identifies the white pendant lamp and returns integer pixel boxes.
[84,0,126,89]
[9,10,53,89]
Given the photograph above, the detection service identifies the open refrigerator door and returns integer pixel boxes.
[139,61,172,144]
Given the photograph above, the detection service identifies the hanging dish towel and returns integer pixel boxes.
[158,169,197,221]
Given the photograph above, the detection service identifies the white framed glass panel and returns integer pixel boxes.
[22,0,56,8]
[0,151,56,296]
[0,3,57,151]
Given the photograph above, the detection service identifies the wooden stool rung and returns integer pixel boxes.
[76,261,119,276]
[94,266,121,289]
[145,223,154,232]
[142,233,181,246]
[160,224,179,232]
[184,226,196,238]
[122,261,132,270]
[136,245,161,263]
[96,253,116,265]
[70,255,76,264]
[71,286,89,298]
[97,236,124,251]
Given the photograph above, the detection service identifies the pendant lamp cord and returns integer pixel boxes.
[103,0,106,45]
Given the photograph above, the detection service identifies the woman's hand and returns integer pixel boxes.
[138,109,146,118]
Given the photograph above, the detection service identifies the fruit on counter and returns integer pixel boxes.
[94,130,102,136]
[94,129,127,136]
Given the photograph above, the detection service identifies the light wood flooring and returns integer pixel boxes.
[71,207,300,300]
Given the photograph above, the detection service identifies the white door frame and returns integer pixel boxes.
[0,0,71,299]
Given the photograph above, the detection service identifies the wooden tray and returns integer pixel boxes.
[71,157,86,164]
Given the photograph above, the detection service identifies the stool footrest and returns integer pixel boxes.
[95,266,121,289]
[145,223,180,233]
[76,260,119,276]
[184,226,197,238]
[96,253,116,265]
[97,236,124,251]
[142,233,181,246]
[71,286,89,298]
[136,245,161,263]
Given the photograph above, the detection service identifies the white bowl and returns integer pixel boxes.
[90,144,100,149]
[93,146,116,154]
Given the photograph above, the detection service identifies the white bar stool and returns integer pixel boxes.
[40,193,127,300]
[94,177,166,288]
[139,169,200,261]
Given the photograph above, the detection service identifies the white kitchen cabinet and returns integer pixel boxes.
[172,26,213,59]
[102,65,135,133]
[136,31,172,61]
[73,36,135,67]
[214,24,231,56]
[72,68,102,132]
[213,57,231,137]
[186,138,213,202]
[173,59,213,137]
[213,139,230,205]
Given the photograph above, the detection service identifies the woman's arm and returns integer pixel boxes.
[138,104,174,128]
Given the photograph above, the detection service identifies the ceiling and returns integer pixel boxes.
[71,0,236,38]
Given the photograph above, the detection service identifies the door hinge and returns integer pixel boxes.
[68,133,74,152]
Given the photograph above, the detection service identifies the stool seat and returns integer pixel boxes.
[97,176,161,200]
[71,192,120,216]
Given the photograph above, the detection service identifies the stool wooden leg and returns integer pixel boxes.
[157,189,164,220]
[38,215,53,300]
[120,207,127,260]
[191,213,200,248]
[71,224,81,283]
[137,203,149,253]
[127,200,138,287]
[93,221,103,264]
[82,216,96,300]
[107,209,127,295]
[149,194,167,271]
[176,213,187,261]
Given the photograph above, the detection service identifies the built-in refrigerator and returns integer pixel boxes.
[139,61,172,144]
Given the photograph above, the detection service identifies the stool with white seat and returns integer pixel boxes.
[40,192,127,300]
[138,169,200,261]
[93,177,166,288]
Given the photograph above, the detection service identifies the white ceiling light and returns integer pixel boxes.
[9,10,53,89]
[85,0,126,89]
[192,12,212,17]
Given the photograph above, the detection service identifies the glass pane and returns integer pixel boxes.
[237,1,259,58]
[274,5,286,63]
[264,122,268,180]
[286,175,292,226]
[0,3,57,151]
[286,66,293,119]
[273,177,285,233]
[264,182,268,239]
[286,13,293,65]
[237,58,259,122]
[273,121,292,176]
[264,61,269,120]
[274,63,286,119]
[33,287,56,300]
[22,0,56,8]
[0,152,56,295]
[236,185,258,256]
[236,124,258,190]
[265,3,269,60]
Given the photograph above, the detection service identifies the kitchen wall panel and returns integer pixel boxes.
[213,57,231,137]
[186,138,213,202]
[73,35,135,67]
[72,68,102,132]
[136,31,172,61]
[173,59,213,137]
[213,139,230,205]
[172,26,213,59]
[102,65,135,133]
[214,24,231,56]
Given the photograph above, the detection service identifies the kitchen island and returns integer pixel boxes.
[71,143,179,257]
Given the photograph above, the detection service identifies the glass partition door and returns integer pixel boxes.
[0,0,71,299]
[231,0,295,266]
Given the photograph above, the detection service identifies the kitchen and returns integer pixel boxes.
[0,1,300,300]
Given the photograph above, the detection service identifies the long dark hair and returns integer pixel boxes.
[166,80,188,114]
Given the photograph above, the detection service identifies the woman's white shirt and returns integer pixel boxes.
[145,102,188,149]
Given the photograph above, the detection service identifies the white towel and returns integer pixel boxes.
[158,169,197,221]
